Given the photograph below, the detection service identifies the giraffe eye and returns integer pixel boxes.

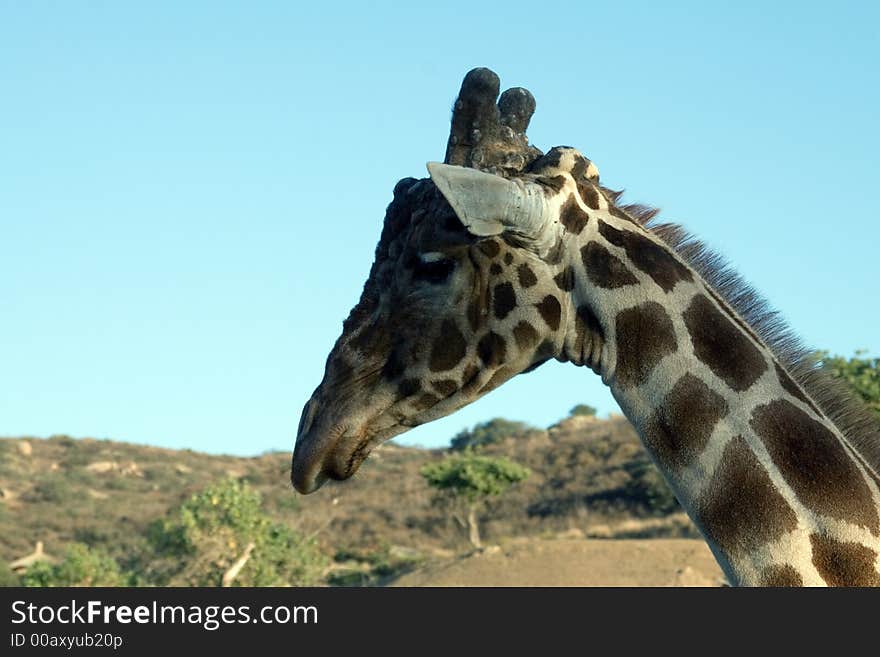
[412,253,455,284]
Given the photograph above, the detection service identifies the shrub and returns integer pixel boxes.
[143,478,327,586]
[624,461,679,513]
[450,418,533,451]
[569,404,597,417]
[421,451,530,548]
[421,453,531,501]
[21,544,123,587]
[49,435,77,449]
[327,544,424,586]
[26,477,73,504]
[817,350,880,415]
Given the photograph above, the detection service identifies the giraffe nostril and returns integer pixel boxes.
[297,399,319,439]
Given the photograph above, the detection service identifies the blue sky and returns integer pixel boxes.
[2,2,877,455]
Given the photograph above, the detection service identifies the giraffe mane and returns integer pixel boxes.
[604,192,880,478]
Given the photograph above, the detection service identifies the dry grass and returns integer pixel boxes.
[0,416,698,573]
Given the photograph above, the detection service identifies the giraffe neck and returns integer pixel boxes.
[555,204,880,586]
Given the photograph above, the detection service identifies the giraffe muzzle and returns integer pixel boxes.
[292,409,412,494]
[291,416,350,494]
[291,439,329,494]
[291,395,395,494]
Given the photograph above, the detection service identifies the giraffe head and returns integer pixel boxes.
[292,146,604,493]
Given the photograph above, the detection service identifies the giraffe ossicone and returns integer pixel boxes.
[291,68,880,586]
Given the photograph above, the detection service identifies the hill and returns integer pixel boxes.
[0,415,703,585]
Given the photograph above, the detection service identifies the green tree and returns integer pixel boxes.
[817,350,880,415]
[569,404,597,417]
[624,461,679,514]
[142,478,326,586]
[450,418,533,451]
[21,544,122,587]
[421,451,530,549]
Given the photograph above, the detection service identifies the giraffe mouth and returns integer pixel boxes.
[292,381,479,494]
[291,418,409,494]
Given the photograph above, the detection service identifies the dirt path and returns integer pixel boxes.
[390,538,726,587]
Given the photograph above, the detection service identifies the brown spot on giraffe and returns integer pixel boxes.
[428,319,467,372]
[581,241,639,289]
[683,294,768,392]
[553,266,575,292]
[559,194,590,235]
[543,239,565,265]
[396,378,421,400]
[503,252,514,266]
[567,151,590,179]
[614,302,677,388]
[598,220,693,293]
[477,332,507,367]
[349,318,392,361]
[431,379,458,396]
[535,295,561,332]
[517,263,538,288]
[513,320,540,351]
[528,147,563,171]
[489,263,503,276]
[478,239,500,258]
[643,374,729,471]
[751,399,880,534]
[492,282,517,319]
[810,534,880,587]
[536,174,567,193]
[381,348,406,380]
[703,284,763,346]
[774,362,821,414]
[576,181,601,210]
[758,564,803,587]
[698,435,799,557]
[412,392,441,412]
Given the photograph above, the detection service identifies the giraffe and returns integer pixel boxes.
[291,68,880,586]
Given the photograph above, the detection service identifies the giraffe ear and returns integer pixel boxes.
[426,162,552,240]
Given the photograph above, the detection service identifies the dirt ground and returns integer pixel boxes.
[390,538,727,587]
